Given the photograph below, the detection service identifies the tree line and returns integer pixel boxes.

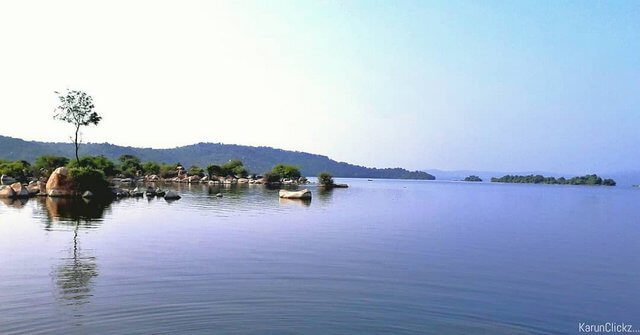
[490,174,616,186]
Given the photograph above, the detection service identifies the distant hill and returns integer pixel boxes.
[0,135,435,180]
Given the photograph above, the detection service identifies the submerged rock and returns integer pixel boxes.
[278,189,312,200]
[0,185,16,198]
[164,191,181,200]
[10,183,29,198]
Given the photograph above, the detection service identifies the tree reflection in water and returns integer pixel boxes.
[54,222,98,305]
[36,197,111,306]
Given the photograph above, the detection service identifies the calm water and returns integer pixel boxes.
[1,179,639,334]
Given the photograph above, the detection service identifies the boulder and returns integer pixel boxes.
[187,176,200,183]
[215,193,223,198]
[26,181,44,196]
[145,187,157,196]
[110,187,130,197]
[1,175,16,185]
[164,191,181,200]
[237,178,249,184]
[155,188,166,197]
[46,167,75,197]
[10,183,29,198]
[82,191,94,198]
[131,187,144,197]
[147,175,160,182]
[278,189,312,200]
[0,185,16,198]
[200,176,209,182]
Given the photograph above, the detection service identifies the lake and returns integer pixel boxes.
[1,179,639,334]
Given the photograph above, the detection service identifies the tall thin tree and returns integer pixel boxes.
[53,90,101,165]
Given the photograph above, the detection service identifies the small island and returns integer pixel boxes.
[464,175,482,182]
[490,174,616,186]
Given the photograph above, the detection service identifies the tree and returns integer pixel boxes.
[220,160,248,177]
[118,154,142,177]
[318,172,334,186]
[271,164,301,179]
[142,161,161,175]
[53,90,101,165]
[206,164,222,178]
[34,155,70,176]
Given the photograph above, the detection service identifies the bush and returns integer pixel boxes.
[142,161,161,175]
[68,155,119,176]
[118,154,142,177]
[271,164,301,180]
[206,164,222,178]
[69,167,110,195]
[187,165,204,177]
[220,160,248,177]
[263,171,281,184]
[34,155,70,176]
[0,160,32,182]
[159,163,178,178]
[317,172,334,186]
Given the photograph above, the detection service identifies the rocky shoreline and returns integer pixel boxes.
[1,166,343,202]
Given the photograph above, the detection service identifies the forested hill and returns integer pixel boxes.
[0,135,435,180]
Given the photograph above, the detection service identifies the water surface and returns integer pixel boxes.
[1,179,639,334]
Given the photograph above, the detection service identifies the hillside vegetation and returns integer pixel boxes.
[0,135,435,180]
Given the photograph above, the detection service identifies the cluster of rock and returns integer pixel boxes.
[1,168,182,201]
[137,174,309,186]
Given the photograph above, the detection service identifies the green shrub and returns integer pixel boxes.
[68,155,119,176]
[34,155,70,176]
[69,167,110,195]
[142,161,161,175]
[206,164,222,178]
[0,160,32,182]
[263,171,281,183]
[271,164,301,179]
[220,160,248,177]
[318,172,334,186]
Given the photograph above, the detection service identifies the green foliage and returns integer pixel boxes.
[220,160,248,177]
[271,164,301,179]
[206,164,222,178]
[118,154,142,177]
[263,171,281,183]
[53,89,101,163]
[34,155,70,176]
[0,160,31,182]
[142,161,161,175]
[490,174,616,186]
[68,155,118,176]
[159,163,178,178]
[464,175,482,182]
[188,165,204,177]
[318,172,334,186]
[68,167,110,195]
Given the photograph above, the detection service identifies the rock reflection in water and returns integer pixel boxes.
[40,197,111,223]
[0,197,28,209]
[278,197,312,207]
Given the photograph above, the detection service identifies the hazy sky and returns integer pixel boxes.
[1,1,638,173]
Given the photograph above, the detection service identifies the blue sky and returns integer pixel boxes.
[0,0,638,173]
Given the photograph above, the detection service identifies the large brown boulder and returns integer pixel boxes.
[10,183,29,198]
[46,167,75,197]
[0,185,16,198]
